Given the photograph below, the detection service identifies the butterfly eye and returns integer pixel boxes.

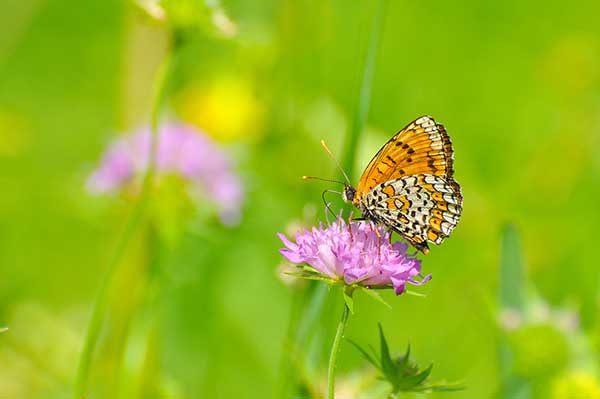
[343,186,356,203]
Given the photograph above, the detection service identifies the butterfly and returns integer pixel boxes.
[341,115,463,254]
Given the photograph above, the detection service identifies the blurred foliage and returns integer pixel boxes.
[0,0,600,398]
[509,324,569,379]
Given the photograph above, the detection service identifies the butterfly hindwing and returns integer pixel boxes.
[363,175,462,250]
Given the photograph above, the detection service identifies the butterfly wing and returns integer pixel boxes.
[355,115,461,203]
[363,175,462,253]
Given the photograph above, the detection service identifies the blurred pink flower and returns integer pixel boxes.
[278,216,430,295]
[88,123,243,226]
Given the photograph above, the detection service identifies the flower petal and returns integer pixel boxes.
[279,248,304,264]
[277,233,298,251]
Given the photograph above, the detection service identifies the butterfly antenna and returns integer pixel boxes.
[302,175,345,185]
[320,140,351,184]
[321,189,341,222]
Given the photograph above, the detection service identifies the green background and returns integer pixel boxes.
[1,0,599,397]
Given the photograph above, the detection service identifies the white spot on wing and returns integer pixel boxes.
[424,175,439,184]
[443,193,459,204]
[430,141,443,150]
[441,221,453,235]
[434,184,452,193]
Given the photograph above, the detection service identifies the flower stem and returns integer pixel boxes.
[327,302,351,399]
[72,37,177,399]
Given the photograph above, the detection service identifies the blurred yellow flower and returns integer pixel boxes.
[0,110,30,157]
[176,77,264,142]
[552,371,600,399]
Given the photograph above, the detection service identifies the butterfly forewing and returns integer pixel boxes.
[352,115,463,253]
[355,116,459,200]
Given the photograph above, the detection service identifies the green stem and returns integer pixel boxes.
[327,302,351,399]
[341,0,389,182]
[275,288,304,398]
[72,37,178,399]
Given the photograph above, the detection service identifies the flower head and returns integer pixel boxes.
[278,215,430,295]
[88,123,243,226]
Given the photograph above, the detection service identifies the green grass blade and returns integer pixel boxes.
[498,224,526,310]
[341,0,389,183]
[497,224,530,399]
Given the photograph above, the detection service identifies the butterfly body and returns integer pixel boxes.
[342,116,463,254]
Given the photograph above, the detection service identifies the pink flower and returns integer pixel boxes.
[278,216,430,295]
[87,123,243,226]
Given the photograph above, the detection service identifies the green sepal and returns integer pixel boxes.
[360,286,392,309]
[283,271,334,283]
[302,265,320,274]
[404,290,427,298]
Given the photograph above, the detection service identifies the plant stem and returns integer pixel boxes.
[73,37,177,399]
[327,302,351,399]
[275,288,304,398]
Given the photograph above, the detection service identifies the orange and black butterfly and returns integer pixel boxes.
[339,116,462,254]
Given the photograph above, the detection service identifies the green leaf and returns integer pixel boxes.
[347,339,380,369]
[378,323,396,382]
[367,344,379,362]
[396,344,411,373]
[0,327,8,333]
[343,289,355,314]
[360,286,392,309]
[397,364,433,391]
[352,325,465,394]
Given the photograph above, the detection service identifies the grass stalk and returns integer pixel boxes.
[72,37,178,399]
[341,0,389,182]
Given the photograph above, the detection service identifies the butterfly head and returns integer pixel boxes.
[342,185,356,203]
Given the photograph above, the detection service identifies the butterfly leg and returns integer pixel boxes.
[368,222,382,258]
[346,215,355,242]
[411,240,430,255]
[347,216,367,241]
